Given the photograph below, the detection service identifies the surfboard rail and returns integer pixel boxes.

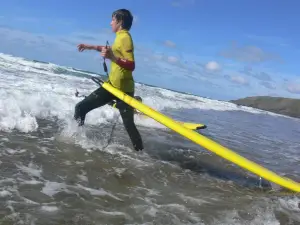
[110,101,206,130]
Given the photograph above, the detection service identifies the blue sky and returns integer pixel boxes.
[0,0,300,100]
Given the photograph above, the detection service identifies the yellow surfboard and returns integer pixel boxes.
[139,114,207,130]
[110,101,207,130]
[97,79,300,192]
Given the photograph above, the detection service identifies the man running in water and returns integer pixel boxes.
[74,9,144,151]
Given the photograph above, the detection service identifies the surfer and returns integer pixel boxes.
[74,9,144,151]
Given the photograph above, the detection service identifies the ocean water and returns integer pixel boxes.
[0,52,300,224]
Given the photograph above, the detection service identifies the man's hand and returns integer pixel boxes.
[101,46,116,61]
[77,44,91,52]
[77,44,103,52]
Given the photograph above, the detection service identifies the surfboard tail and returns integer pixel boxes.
[176,121,207,130]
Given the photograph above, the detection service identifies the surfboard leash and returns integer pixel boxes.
[74,41,117,150]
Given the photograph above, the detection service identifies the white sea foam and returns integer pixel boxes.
[0,52,292,134]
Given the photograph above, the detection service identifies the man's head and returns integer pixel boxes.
[111,9,133,33]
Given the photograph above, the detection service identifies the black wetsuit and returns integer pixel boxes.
[74,85,144,151]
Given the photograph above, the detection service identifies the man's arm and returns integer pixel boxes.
[112,36,135,71]
[78,44,105,52]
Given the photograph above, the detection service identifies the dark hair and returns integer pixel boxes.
[112,9,133,30]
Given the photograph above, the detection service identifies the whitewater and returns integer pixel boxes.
[0,52,299,224]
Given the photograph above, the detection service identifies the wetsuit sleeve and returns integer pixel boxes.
[115,35,135,71]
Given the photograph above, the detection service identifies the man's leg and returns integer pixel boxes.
[74,86,114,126]
[117,95,144,151]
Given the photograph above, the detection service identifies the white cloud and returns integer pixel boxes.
[231,76,248,85]
[220,42,283,64]
[167,56,179,63]
[260,81,276,90]
[240,66,273,82]
[225,74,249,85]
[205,61,221,72]
[254,72,272,81]
[152,54,164,60]
[286,83,300,94]
[246,34,289,47]
[163,40,176,48]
